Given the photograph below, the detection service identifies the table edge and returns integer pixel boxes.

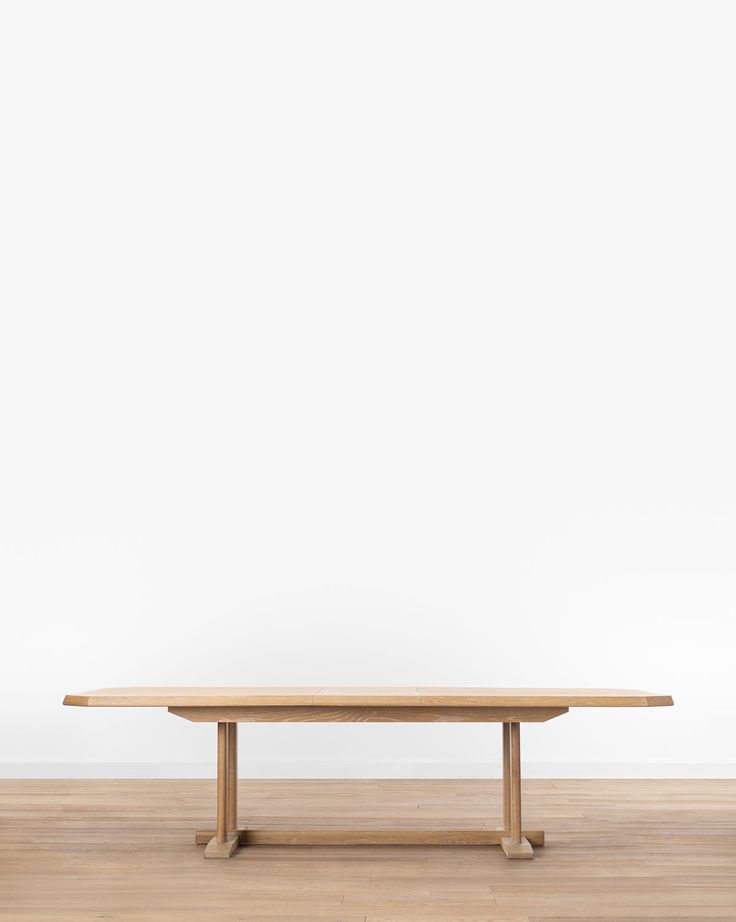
[63,693,675,708]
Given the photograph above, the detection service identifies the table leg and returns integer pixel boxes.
[502,722,511,831]
[501,722,533,859]
[227,722,238,834]
[204,722,239,858]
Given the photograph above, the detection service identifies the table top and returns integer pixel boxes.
[63,687,674,707]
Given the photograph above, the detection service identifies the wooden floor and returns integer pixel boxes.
[1,779,735,921]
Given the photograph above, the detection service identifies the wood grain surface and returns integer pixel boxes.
[1,778,733,921]
[63,687,674,708]
[168,705,569,722]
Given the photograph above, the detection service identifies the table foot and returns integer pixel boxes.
[204,835,239,858]
[501,835,534,859]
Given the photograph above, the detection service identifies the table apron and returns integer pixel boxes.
[167,705,569,723]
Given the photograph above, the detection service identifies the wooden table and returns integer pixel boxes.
[63,687,673,860]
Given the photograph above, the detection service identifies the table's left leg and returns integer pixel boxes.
[204,722,239,858]
[502,722,511,831]
[500,722,534,859]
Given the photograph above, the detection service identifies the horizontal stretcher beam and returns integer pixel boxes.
[194,827,545,846]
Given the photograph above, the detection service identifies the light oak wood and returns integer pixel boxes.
[168,705,569,723]
[63,687,325,706]
[510,722,522,844]
[3,779,735,921]
[203,833,238,858]
[313,687,423,705]
[226,722,237,834]
[499,723,534,859]
[206,722,240,858]
[215,722,227,846]
[500,834,534,858]
[502,721,511,830]
[194,826,546,845]
[63,686,674,707]
[416,688,674,707]
[62,685,673,863]
[196,713,551,859]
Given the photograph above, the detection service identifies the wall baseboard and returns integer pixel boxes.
[1,761,734,779]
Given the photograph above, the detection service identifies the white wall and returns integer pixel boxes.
[1,1,735,779]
